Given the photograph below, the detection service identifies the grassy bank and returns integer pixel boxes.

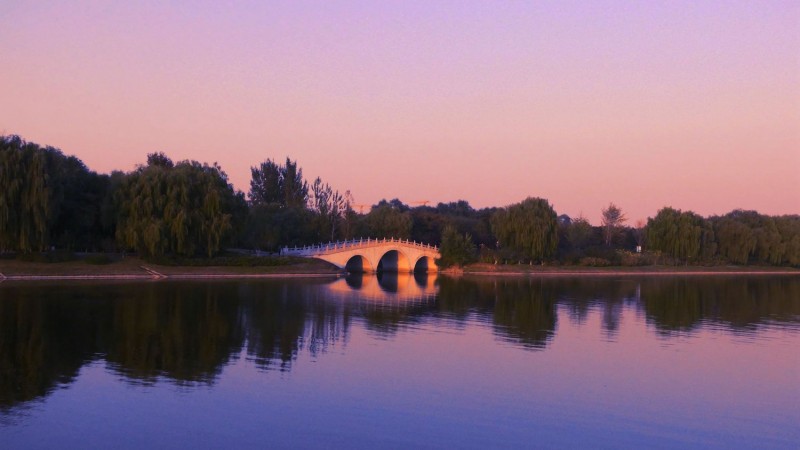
[2,254,798,281]
[0,254,340,279]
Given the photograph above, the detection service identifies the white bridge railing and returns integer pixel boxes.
[282,237,439,256]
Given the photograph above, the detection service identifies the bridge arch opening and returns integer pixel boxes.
[413,256,437,273]
[376,250,412,273]
[345,255,373,273]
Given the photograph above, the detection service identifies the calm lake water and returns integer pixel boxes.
[1,274,798,449]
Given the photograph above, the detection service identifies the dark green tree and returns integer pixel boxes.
[0,135,110,252]
[774,216,800,266]
[646,207,714,263]
[407,200,496,248]
[409,207,449,245]
[437,225,477,268]
[361,202,412,239]
[248,157,308,208]
[115,154,241,257]
[48,155,109,250]
[491,197,558,261]
[249,159,282,206]
[281,158,308,208]
[309,177,350,241]
[710,210,799,266]
[243,204,315,251]
[713,213,756,264]
[0,136,52,252]
[566,215,594,251]
[245,158,354,249]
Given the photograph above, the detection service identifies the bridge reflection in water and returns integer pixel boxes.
[324,272,439,306]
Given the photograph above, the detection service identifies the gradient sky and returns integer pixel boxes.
[2,0,798,223]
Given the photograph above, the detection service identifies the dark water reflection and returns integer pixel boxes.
[1,275,798,448]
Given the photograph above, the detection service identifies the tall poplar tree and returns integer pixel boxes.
[248,157,308,208]
[601,203,627,246]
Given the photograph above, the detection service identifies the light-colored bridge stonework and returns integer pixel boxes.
[282,238,440,273]
[325,273,439,305]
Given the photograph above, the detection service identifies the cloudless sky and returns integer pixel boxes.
[2,0,798,223]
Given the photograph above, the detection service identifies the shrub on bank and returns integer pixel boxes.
[617,250,656,266]
[84,254,113,265]
[584,246,620,265]
[16,250,77,263]
[579,257,611,267]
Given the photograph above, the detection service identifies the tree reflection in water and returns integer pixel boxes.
[240,281,351,371]
[490,279,558,348]
[0,275,797,411]
[105,282,244,384]
[638,276,800,334]
[0,285,102,410]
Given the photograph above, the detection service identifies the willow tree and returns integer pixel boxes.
[713,215,756,264]
[0,137,49,252]
[491,197,558,261]
[774,216,800,266]
[115,154,243,257]
[752,219,783,265]
[0,135,108,252]
[712,210,794,266]
[646,207,714,263]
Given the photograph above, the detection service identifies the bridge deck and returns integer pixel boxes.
[282,237,438,256]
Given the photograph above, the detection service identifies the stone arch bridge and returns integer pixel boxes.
[282,238,440,273]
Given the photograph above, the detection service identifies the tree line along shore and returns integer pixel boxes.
[1,134,798,273]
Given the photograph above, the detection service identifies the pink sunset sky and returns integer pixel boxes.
[2,0,798,223]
